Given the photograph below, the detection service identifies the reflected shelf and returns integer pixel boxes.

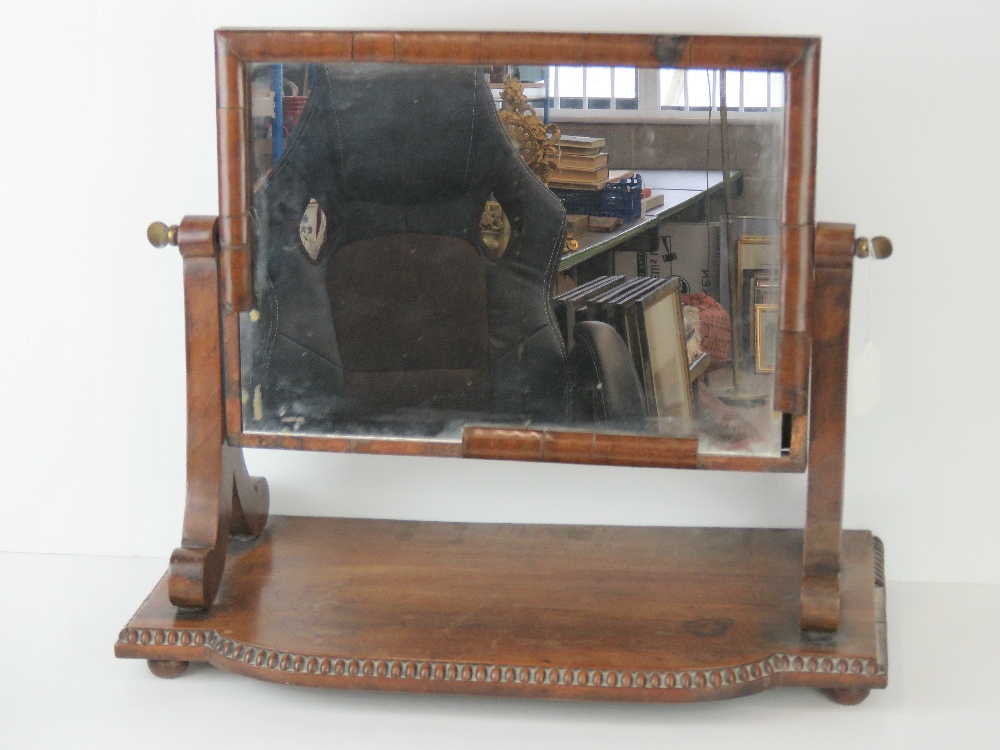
[560,169,743,271]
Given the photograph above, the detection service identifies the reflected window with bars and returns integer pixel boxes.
[543,66,784,117]
[658,69,785,112]
[547,65,638,111]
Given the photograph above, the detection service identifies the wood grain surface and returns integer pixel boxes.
[119,516,886,702]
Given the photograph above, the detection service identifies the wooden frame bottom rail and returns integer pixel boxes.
[117,517,887,704]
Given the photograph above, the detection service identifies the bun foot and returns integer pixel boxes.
[147,659,189,679]
[823,687,870,705]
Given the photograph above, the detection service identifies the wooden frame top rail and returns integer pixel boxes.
[217,30,817,70]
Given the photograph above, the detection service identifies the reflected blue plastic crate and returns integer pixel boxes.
[551,174,643,223]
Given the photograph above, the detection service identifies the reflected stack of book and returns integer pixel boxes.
[550,136,611,189]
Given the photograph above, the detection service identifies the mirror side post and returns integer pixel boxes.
[167,216,269,611]
[800,222,856,633]
[216,32,253,439]
[775,39,820,416]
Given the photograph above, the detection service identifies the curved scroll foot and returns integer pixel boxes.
[169,546,225,610]
[168,448,268,610]
[148,659,189,679]
[823,687,870,705]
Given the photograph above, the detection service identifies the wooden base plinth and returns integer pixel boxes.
[116,517,887,703]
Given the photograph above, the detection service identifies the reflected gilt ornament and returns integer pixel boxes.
[498,76,560,184]
[298,199,327,261]
[479,199,511,258]
[496,76,577,253]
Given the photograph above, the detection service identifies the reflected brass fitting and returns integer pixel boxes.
[147,221,179,248]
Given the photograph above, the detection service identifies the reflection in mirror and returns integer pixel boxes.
[243,61,785,457]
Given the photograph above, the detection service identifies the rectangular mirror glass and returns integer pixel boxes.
[241,60,785,458]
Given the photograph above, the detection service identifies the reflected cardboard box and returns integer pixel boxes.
[614,222,719,299]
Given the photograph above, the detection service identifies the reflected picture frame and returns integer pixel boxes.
[623,277,694,424]
[755,302,779,373]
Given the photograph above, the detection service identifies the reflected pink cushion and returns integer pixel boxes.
[682,293,730,363]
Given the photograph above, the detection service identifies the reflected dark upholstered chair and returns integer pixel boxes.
[247,63,642,432]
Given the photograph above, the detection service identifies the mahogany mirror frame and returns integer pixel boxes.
[213,29,820,473]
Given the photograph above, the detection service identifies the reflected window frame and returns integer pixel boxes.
[545,65,785,122]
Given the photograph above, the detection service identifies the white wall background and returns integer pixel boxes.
[1,0,997,586]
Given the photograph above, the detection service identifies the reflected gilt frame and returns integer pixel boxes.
[626,277,694,423]
[755,302,779,373]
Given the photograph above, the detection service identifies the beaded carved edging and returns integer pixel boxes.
[118,628,213,649]
[118,628,886,687]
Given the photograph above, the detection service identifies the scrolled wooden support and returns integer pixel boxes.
[231,449,270,538]
[800,222,856,633]
[167,215,269,610]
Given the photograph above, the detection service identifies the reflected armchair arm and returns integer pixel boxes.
[568,321,647,423]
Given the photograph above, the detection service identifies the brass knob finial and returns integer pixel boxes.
[854,235,892,259]
[147,221,179,248]
[870,236,893,259]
